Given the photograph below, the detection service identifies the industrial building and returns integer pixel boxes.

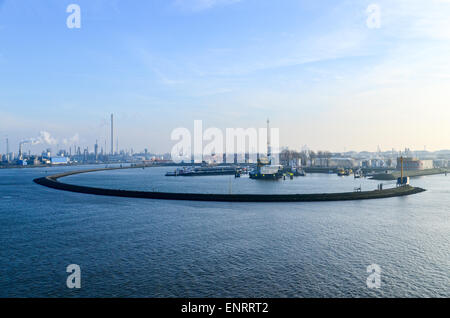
[396,157,434,171]
[327,158,357,168]
[51,157,69,165]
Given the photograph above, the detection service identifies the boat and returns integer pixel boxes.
[165,166,239,177]
[293,168,306,176]
[354,169,363,178]
[338,168,353,176]
[249,158,283,180]
[165,167,192,176]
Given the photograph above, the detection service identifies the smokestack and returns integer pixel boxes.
[267,118,271,158]
[111,114,114,155]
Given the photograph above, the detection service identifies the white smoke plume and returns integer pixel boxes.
[62,133,80,145]
[37,131,57,145]
[21,131,72,146]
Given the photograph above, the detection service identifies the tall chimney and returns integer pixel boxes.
[267,118,271,158]
[111,114,114,155]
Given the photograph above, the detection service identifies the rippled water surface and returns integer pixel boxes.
[1,166,449,297]
[64,166,397,194]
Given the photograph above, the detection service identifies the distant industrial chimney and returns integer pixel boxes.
[267,118,271,158]
[95,140,99,160]
[110,114,114,155]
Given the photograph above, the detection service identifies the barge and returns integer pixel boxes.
[166,166,240,177]
[249,158,283,180]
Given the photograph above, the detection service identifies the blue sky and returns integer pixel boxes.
[1,0,449,153]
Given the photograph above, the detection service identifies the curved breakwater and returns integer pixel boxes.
[33,167,426,202]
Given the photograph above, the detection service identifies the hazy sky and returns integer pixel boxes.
[0,0,449,154]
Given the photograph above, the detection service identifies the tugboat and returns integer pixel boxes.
[249,157,283,180]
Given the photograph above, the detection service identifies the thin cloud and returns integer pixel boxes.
[173,0,242,12]
[378,0,450,40]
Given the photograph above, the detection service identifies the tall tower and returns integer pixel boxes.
[267,118,271,158]
[110,114,114,155]
[6,137,9,161]
[19,142,23,160]
[94,140,99,160]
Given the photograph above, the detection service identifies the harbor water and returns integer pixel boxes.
[0,166,449,297]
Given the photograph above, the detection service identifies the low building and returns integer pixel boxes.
[51,157,69,165]
[17,159,27,166]
[433,159,449,168]
[361,159,372,168]
[397,157,433,170]
[328,158,357,168]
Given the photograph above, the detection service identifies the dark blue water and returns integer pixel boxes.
[1,166,449,297]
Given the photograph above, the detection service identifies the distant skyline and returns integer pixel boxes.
[1,0,449,154]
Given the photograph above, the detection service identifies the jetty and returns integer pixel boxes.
[370,168,447,180]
